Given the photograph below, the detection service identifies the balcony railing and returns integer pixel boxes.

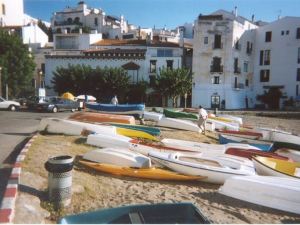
[234,67,241,74]
[233,83,245,90]
[210,65,223,73]
[212,42,223,49]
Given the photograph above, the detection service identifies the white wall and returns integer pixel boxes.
[22,23,48,47]
[0,0,24,26]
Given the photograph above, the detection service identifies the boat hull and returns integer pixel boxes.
[157,117,201,132]
[109,122,161,136]
[87,133,132,148]
[163,108,198,120]
[69,112,135,124]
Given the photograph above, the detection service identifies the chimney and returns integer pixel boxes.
[234,6,237,17]
[251,14,255,22]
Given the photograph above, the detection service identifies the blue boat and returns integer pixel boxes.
[86,103,145,119]
[219,134,273,151]
[59,202,211,224]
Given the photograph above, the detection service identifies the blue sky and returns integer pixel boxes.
[24,0,300,28]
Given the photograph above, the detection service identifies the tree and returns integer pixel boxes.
[127,81,149,104]
[155,68,193,107]
[256,87,283,109]
[37,19,53,42]
[0,28,36,98]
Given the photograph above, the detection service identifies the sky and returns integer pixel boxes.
[24,0,300,29]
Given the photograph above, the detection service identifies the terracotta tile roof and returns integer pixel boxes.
[92,39,181,48]
[122,62,140,70]
[84,49,146,54]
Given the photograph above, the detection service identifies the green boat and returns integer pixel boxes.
[271,141,300,151]
[108,122,161,136]
[59,202,211,224]
[163,108,198,120]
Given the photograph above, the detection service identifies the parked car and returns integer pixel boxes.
[27,96,47,109]
[35,97,79,113]
[0,97,20,111]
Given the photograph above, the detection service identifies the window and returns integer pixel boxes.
[166,60,173,70]
[67,18,73,24]
[211,57,223,72]
[94,18,98,26]
[264,50,271,65]
[212,76,220,84]
[245,79,249,87]
[246,41,252,54]
[204,37,208,44]
[281,31,284,35]
[297,68,300,81]
[1,4,5,15]
[265,31,272,42]
[234,77,238,88]
[260,70,270,82]
[259,50,264,65]
[244,62,248,72]
[297,28,300,39]
[213,34,222,49]
[234,40,240,50]
[298,48,300,63]
[286,30,289,35]
[150,60,156,73]
[74,17,80,24]
[297,85,299,96]
[234,58,240,73]
[157,49,173,57]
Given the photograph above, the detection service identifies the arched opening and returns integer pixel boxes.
[74,17,80,24]
[67,17,73,24]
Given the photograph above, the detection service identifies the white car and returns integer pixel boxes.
[0,96,20,111]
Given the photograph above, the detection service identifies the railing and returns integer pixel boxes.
[234,67,241,74]
[212,42,223,49]
[210,65,223,73]
[54,21,83,26]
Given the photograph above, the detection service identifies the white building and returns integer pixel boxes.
[192,9,258,109]
[253,17,300,108]
[45,39,183,99]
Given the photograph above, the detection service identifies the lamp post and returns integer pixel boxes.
[38,69,43,88]
[0,66,2,97]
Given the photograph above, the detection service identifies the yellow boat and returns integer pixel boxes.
[116,127,159,141]
[208,116,233,123]
[253,156,300,179]
[80,160,204,181]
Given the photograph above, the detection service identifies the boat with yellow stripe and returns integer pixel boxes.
[253,156,300,179]
[116,127,159,141]
[80,160,204,181]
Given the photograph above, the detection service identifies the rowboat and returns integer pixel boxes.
[83,148,151,168]
[271,141,300,151]
[80,160,204,181]
[215,114,243,125]
[116,127,159,141]
[38,118,116,136]
[108,122,161,136]
[69,112,136,124]
[275,149,300,162]
[148,151,255,184]
[207,119,239,131]
[87,133,132,148]
[219,134,273,151]
[157,117,201,132]
[143,111,163,122]
[86,103,145,119]
[219,175,300,215]
[225,148,290,161]
[163,108,198,120]
[252,156,300,179]
[59,202,211,224]
[217,130,263,139]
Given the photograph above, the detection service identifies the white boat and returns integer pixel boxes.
[144,111,163,122]
[161,138,260,153]
[219,175,300,215]
[38,118,116,136]
[156,116,201,132]
[276,149,300,162]
[217,114,243,125]
[87,133,132,148]
[207,118,239,131]
[148,151,255,184]
[83,148,151,168]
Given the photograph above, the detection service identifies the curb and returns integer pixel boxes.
[0,134,38,224]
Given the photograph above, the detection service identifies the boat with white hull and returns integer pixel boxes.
[83,148,151,168]
[87,133,132,148]
[148,151,255,184]
[219,175,300,215]
[144,111,163,122]
[156,117,201,132]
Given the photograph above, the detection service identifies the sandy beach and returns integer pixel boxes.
[14,114,300,224]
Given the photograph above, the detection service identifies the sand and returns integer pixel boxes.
[16,115,300,224]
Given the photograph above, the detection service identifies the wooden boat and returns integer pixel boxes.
[275,149,300,162]
[207,118,239,131]
[219,175,300,215]
[80,160,204,181]
[59,202,211,224]
[83,148,151,168]
[148,151,255,184]
[69,112,136,124]
[157,117,201,132]
[252,156,300,179]
[87,133,132,148]
[144,111,163,122]
[108,122,161,136]
[225,148,290,161]
[219,134,273,151]
[116,127,159,141]
[217,130,263,139]
[86,103,145,119]
[163,108,198,120]
[38,118,116,136]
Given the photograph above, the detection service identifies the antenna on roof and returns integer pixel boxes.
[277,9,282,20]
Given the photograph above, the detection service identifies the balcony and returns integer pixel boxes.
[210,65,223,73]
[234,67,241,74]
[233,83,245,90]
[212,42,223,49]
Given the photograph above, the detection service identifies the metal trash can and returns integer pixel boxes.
[44,155,74,207]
